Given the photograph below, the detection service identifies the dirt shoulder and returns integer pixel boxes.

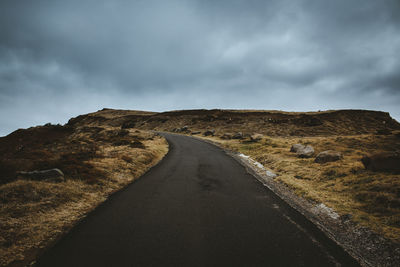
[194,134,400,266]
[0,125,168,266]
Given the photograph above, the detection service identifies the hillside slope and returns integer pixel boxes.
[67,108,400,136]
[0,121,168,266]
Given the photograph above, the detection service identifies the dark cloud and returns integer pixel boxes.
[1,0,400,135]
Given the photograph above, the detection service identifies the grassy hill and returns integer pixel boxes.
[67,108,400,136]
[0,119,168,266]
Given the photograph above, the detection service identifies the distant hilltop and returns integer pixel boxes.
[66,108,400,137]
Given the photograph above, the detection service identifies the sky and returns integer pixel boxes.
[1,0,400,136]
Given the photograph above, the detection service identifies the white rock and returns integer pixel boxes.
[266,170,277,179]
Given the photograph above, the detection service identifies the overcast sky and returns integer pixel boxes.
[1,0,400,136]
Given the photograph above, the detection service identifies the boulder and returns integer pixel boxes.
[297,145,315,158]
[203,129,215,136]
[221,133,233,140]
[171,126,190,133]
[290,144,315,158]
[17,168,64,182]
[290,144,304,153]
[361,152,400,173]
[180,125,189,132]
[266,170,277,179]
[315,151,343,163]
[250,133,263,142]
[232,132,243,139]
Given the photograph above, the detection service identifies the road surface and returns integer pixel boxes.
[36,133,359,266]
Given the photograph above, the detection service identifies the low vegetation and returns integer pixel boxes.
[0,123,168,266]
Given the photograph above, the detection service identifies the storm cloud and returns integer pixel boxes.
[1,0,400,135]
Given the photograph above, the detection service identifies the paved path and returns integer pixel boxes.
[36,133,359,266]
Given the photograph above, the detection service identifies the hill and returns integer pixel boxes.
[67,108,400,136]
[0,118,168,266]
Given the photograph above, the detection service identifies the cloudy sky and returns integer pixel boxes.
[1,0,400,136]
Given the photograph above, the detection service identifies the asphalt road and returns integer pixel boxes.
[35,133,359,267]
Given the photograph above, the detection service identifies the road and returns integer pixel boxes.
[35,133,359,266]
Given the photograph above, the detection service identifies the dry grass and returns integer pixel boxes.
[64,108,400,137]
[201,133,400,242]
[0,125,168,266]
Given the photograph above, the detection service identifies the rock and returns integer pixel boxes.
[361,152,400,173]
[171,126,190,133]
[180,125,189,132]
[290,144,315,158]
[191,131,201,135]
[266,170,277,179]
[250,133,263,142]
[298,145,315,158]
[290,144,305,153]
[232,132,243,139]
[17,168,64,182]
[298,146,315,158]
[221,133,233,140]
[203,129,215,136]
[315,151,343,163]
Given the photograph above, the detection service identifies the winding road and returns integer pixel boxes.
[36,133,359,266]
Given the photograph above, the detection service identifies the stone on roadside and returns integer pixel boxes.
[315,150,343,163]
[290,144,315,158]
[266,170,277,179]
[232,132,243,139]
[171,126,190,133]
[290,144,304,153]
[297,145,315,158]
[203,129,215,136]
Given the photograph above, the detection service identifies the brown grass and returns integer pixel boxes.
[201,132,400,242]
[0,125,168,266]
